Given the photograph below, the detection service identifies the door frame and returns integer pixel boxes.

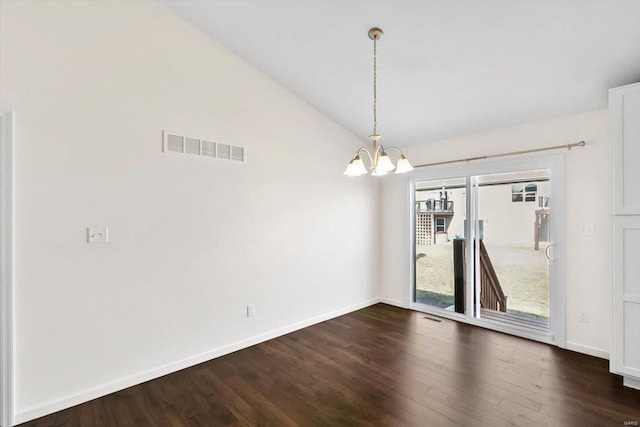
[408,153,566,348]
[0,109,14,427]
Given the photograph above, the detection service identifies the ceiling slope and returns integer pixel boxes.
[161,0,640,147]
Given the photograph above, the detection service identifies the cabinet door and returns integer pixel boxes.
[612,217,640,378]
[610,83,640,215]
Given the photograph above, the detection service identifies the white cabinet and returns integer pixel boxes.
[612,217,640,387]
[611,84,640,215]
[610,82,640,390]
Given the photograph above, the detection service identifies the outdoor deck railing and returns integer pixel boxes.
[416,200,454,213]
[479,240,508,312]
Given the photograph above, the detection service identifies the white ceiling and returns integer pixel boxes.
[160,0,640,147]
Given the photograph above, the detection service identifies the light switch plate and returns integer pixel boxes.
[247,304,256,317]
[87,227,109,243]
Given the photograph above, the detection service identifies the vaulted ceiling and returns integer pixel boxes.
[161,0,640,147]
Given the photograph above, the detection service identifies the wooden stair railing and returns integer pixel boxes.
[479,240,507,312]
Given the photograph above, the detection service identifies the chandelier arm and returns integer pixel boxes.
[357,147,374,167]
[379,146,405,164]
[351,147,372,159]
[383,146,404,157]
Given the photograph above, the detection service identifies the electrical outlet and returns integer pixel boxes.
[578,311,590,323]
[578,224,595,236]
[247,304,256,317]
[87,227,109,243]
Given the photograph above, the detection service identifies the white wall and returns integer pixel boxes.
[0,1,379,421]
[380,110,611,357]
[478,181,550,246]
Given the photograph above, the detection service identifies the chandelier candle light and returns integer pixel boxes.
[344,28,414,177]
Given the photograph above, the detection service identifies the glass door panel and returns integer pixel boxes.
[414,177,467,312]
[474,170,550,331]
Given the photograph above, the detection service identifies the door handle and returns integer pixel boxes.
[545,244,552,261]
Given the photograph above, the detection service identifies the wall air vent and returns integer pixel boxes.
[231,146,245,162]
[201,140,216,157]
[162,131,245,163]
[166,134,184,153]
[184,137,200,155]
[217,143,231,160]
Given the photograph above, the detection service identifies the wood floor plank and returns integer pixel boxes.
[18,304,640,426]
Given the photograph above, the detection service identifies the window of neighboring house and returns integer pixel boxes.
[524,183,537,202]
[436,218,446,232]
[512,184,524,202]
[512,183,538,202]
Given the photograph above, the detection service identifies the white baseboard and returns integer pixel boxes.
[14,298,382,425]
[379,297,409,308]
[623,376,640,390]
[565,341,609,359]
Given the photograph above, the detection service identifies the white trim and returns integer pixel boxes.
[548,155,567,348]
[0,109,14,427]
[14,298,381,424]
[470,175,479,317]
[407,154,567,348]
[565,341,609,360]
[623,376,640,390]
[379,297,409,308]
[408,178,416,309]
[611,217,621,375]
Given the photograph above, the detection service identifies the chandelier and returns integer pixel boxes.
[344,28,414,177]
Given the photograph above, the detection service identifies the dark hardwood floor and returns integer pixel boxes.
[21,304,640,426]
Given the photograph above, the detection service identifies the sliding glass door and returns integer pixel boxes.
[411,157,564,345]
[474,170,550,332]
[414,177,467,312]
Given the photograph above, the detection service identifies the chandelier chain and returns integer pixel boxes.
[373,37,377,136]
